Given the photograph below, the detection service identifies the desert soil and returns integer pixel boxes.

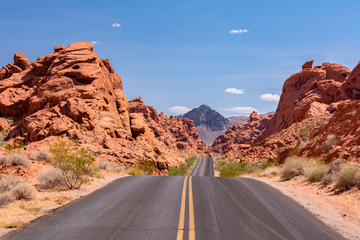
[252,176,360,240]
[0,173,127,238]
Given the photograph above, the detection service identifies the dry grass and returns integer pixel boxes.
[29,151,50,161]
[259,166,280,178]
[97,160,112,170]
[0,175,23,193]
[7,153,29,167]
[336,165,360,191]
[11,183,37,200]
[306,164,330,183]
[2,220,23,229]
[280,157,308,180]
[0,155,7,165]
[38,168,63,189]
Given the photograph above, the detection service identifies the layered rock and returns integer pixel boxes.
[259,61,351,140]
[211,111,272,154]
[212,60,360,164]
[0,42,205,172]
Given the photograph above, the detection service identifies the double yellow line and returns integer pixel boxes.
[176,176,195,240]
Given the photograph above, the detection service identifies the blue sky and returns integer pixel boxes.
[1,0,359,117]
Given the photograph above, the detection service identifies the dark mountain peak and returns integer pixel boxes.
[199,104,211,110]
[182,105,232,132]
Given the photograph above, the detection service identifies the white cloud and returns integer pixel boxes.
[91,41,98,44]
[225,88,245,94]
[260,93,280,102]
[111,23,121,28]
[223,106,257,114]
[169,106,191,115]
[229,29,249,34]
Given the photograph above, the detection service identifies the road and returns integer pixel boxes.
[5,157,345,240]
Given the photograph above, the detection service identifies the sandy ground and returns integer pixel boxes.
[250,176,360,240]
[0,172,127,238]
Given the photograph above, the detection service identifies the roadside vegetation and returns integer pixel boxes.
[168,156,197,176]
[215,159,275,177]
[216,155,360,192]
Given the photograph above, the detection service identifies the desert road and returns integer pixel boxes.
[5,157,345,240]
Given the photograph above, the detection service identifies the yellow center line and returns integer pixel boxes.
[176,176,188,240]
[201,158,206,176]
[189,176,195,240]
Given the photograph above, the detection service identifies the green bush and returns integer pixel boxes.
[168,156,197,176]
[280,157,308,180]
[335,165,360,191]
[49,140,97,189]
[217,161,247,177]
[7,153,29,167]
[136,158,155,175]
[38,168,64,189]
[126,167,142,176]
[4,141,26,150]
[306,164,330,183]
[11,183,37,200]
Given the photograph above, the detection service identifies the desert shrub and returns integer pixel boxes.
[126,167,142,176]
[0,193,14,207]
[29,151,50,161]
[97,160,112,170]
[11,183,37,200]
[280,157,308,180]
[38,168,63,189]
[217,161,247,177]
[0,155,7,165]
[306,164,330,183]
[4,141,26,150]
[49,140,97,189]
[335,165,360,191]
[321,174,333,186]
[259,166,279,178]
[168,156,197,176]
[0,175,23,193]
[136,158,155,175]
[355,171,360,190]
[7,153,30,167]
[322,134,338,152]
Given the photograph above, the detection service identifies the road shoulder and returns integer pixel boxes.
[247,175,360,240]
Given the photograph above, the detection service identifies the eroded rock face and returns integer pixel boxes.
[259,61,351,140]
[0,42,205,172]
[213,60,360,163]
[129,97,206,164]
[210,111,272,154]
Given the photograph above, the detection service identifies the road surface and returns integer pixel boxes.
[5,157,345,240]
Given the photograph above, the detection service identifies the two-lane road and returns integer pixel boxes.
[5,157,345,240]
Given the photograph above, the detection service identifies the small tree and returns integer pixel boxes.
[49,140,97,189]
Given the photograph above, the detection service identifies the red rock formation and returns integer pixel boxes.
[259,61,351,140]
[0,42,205,172]
[210,111,272,154]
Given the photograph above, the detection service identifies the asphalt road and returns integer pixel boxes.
[5,157,345,240]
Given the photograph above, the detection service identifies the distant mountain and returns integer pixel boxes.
[181,105,233,145]
[228,116,248,125]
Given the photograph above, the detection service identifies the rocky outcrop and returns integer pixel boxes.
[182,104,232,145]
[0,42,205,172]
[214,60,360,164]
[211,111,272,154]
[259,61,351,140]
[129,97,206,155]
